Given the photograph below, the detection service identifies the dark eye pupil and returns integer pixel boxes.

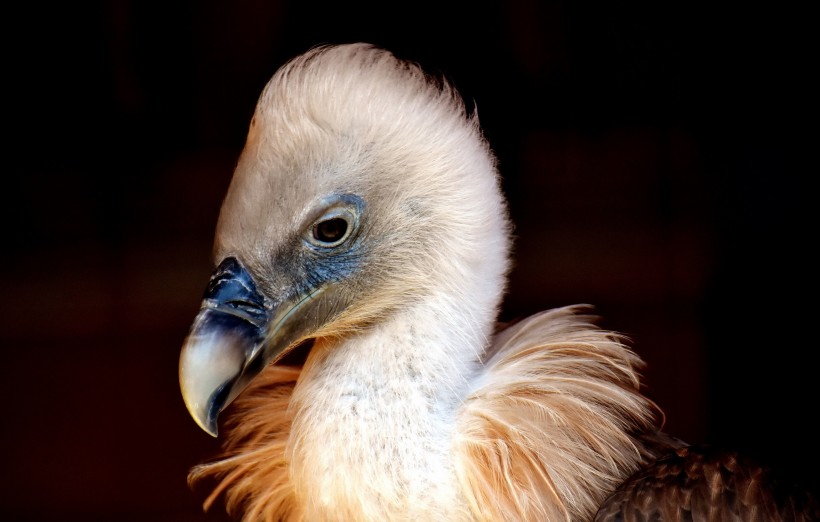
[313,218,348,244]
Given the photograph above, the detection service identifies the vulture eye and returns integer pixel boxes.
[304,195,363,249]
[313,217,349,245]
[303,201,359,248]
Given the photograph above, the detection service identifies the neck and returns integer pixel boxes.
[287,290,492,520]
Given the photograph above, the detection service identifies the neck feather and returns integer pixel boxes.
[286,290,492,520]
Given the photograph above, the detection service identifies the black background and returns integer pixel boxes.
[2,2,815,520]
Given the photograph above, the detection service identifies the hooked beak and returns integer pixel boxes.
[179,257,323,436]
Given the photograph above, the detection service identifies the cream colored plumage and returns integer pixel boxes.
[179,43,816,521]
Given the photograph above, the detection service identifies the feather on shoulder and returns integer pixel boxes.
[454,304,664,521]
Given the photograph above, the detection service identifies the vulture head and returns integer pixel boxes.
[178,43,817,521]
[180,43,510,438]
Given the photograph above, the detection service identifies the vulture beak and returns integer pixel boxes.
[179,256,323,436]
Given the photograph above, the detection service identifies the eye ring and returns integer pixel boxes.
[305,206,357,248]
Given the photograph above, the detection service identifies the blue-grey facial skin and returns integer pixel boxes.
[181,194,370,435]
[264,192,368,333]
[299,194,367,288]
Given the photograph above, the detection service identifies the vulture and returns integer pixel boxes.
[179,43,817,521]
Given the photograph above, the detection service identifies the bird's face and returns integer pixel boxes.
[179,44,509,436]
[180,115,461,436]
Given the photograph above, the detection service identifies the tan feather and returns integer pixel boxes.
[189,365,301,521]
[454,306,662,521]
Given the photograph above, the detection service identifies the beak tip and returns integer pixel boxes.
[180,392,221,437]
[179,329,247,437]
[201,417,220,438]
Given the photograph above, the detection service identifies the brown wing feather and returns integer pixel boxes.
[595,445,820,522]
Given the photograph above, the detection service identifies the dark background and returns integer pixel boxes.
[2,2,815,520]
